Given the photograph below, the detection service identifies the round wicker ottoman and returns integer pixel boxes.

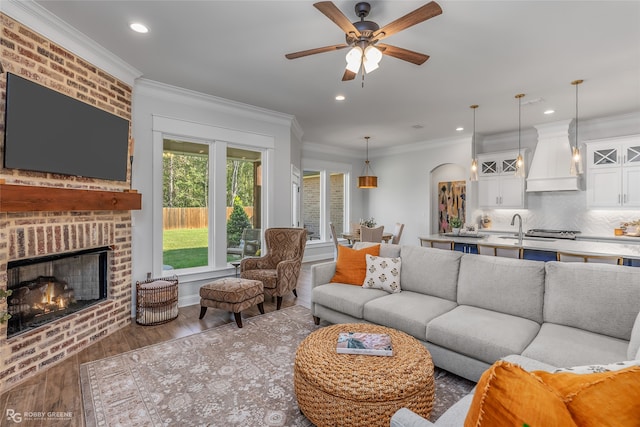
[294,323,435,427]
[198,278,264,328]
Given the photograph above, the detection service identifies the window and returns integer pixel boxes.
[302,160,351,241]
[151,115,275,277]
[162,139,209,269]
[226,147,263,261]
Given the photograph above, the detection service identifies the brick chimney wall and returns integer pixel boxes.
[0,13,134,393]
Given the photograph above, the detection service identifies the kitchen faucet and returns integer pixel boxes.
[511,213,523,245]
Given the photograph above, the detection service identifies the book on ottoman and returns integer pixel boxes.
[336,332,393,356]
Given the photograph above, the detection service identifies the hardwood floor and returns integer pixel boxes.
[0,262,320,427]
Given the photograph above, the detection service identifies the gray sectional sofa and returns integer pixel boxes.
[310,243,640,426]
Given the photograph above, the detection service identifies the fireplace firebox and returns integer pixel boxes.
[6,247,110,338]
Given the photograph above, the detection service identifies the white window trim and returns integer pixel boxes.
[152,115,274,281]
[302,159,352,242]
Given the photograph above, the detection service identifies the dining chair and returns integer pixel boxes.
[391,223,405,244]
[419,238,454,250]
[556,251,623,265]
[476,243,523,259]
[360,225,384,243]
[329,222,352,250]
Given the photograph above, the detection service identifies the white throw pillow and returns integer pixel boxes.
[362,254,402,293]
[554,359,640,374]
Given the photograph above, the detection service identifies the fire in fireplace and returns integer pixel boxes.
[6,247,110,338]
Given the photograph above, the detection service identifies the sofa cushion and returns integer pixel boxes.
[544,261,640,340]
[427,305,540,364]
[399,245,462,300]
[362,254,402,293]
[629,311,640,360]
[330,244,380,285]
[457,254,545,323]
[312,283,388,319]
[522,323,630,367]
[354,242,401,258]
[364,291,457,341]
[464,361,577,427]
[535,366,640,427]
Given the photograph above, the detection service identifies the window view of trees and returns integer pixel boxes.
[162,140,210,270]
[226,159,254,208]
[161,141,263,270]
[163,151,209,208]
[226,147,262,260]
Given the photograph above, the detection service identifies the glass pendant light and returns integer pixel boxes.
[470,104,479,182]
[358,136,377,188]
[515,93,526,178]
[570,79,584,176]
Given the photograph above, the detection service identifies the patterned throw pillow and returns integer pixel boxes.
[554,359,640,374]
[362,254,402,293]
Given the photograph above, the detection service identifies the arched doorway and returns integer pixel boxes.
[430,164,467,234]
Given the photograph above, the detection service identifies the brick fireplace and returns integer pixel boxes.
[0,13,137,393]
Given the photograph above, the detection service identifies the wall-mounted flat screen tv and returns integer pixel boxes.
[3,72,130,181]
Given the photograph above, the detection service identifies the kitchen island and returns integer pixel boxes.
[418,232,640,265]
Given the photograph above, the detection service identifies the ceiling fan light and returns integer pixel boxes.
[363,57,379,73]
[364,45,382,64]
[346,61,361,73]
[346,46,362,70]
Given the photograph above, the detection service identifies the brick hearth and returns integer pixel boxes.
[0,13,134,393]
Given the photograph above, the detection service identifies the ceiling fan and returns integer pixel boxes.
[285,1,442,81]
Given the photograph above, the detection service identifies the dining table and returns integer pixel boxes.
[342,232,394,245]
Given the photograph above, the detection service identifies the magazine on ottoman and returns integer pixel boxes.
[336,332,393,356]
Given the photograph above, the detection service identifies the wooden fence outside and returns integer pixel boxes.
[163,207,254,229]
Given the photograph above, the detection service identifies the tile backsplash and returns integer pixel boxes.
[472,190,640,237]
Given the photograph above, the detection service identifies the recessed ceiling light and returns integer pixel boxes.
[130,23,149,33]
[544,109,555,115]
[335,95,345,101]
[456,127,464,131]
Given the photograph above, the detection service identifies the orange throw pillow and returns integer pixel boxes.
[330,244,380,286]
[464,361,577,427]
[535,366,640,427]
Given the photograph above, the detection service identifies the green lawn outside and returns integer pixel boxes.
[163,227,241,269]
[163,227,208,269]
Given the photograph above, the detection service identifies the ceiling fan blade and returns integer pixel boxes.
[285,44,349,59]
[373,1,442,41]
[314,1,361,37]
[377,43,430,65]
[342,69,357,81]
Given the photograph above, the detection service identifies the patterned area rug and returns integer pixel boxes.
[80,305,475,426]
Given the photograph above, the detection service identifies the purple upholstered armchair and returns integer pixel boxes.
[240,227,307,310]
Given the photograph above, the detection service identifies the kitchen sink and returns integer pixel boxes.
[498,236,556,242]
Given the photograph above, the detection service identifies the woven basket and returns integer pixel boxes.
[294,323,434,427]
[135,275,178,325]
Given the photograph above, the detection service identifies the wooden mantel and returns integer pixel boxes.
[0,183,142,212]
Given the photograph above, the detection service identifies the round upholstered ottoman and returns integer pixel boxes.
[294,323,435,427]
[199,278,264,328]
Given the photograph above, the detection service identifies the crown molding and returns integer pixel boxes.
[302,141,361,159]
[1,0,142,85]
[135,78,296,129]
[371,135,471,158]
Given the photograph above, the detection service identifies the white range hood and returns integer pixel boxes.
[526,120,581,192]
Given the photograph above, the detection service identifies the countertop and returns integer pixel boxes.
[418,231,640,260]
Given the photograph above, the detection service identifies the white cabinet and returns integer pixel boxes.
[477,150,525,208]
[586,135,640,208]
